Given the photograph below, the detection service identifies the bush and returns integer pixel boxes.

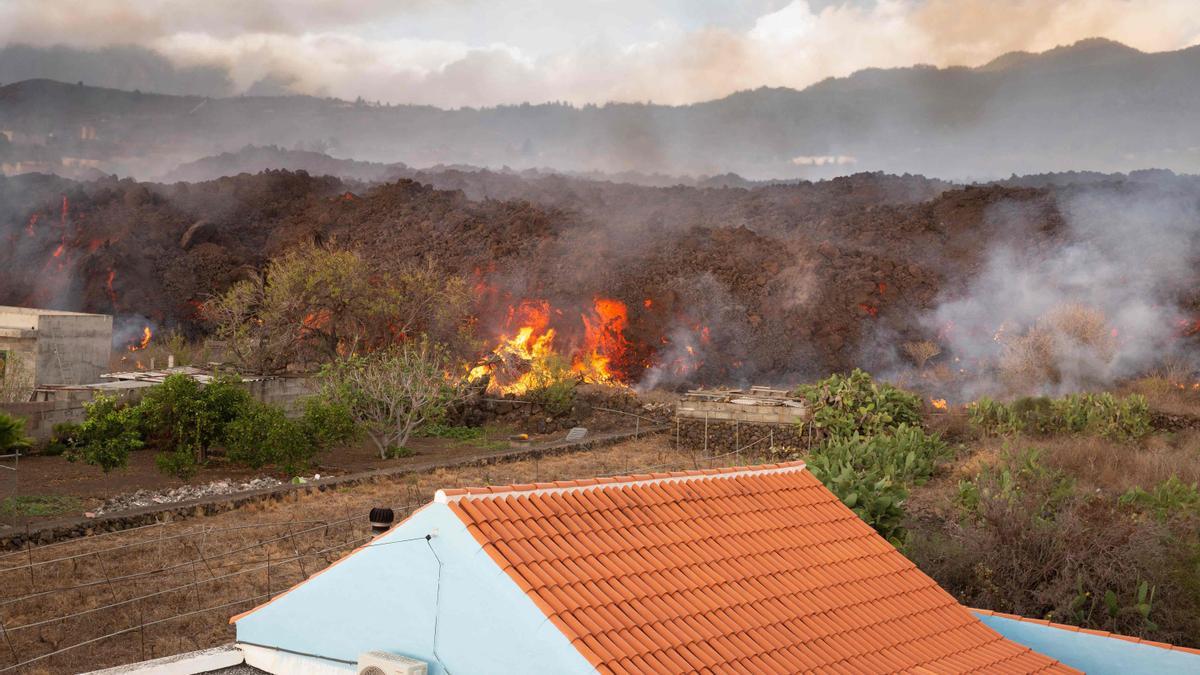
[299,397,357,449]
[804,424,949,543]
[226,401,316,475]
[910,447,1200,645]
[155,448,199,480]
[969,393,1150,440]
[0,411,31,453]
[68,395,144,472]
[524,354,577,418]
[999,304,1116,391]
[807,457,908,544]
[814,425,950,485]
[1119,477,1200,520]
[421,423,486,442]
[139,373,253,465]
[795,369,921,440]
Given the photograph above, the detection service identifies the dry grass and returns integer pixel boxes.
[0,435,703,674]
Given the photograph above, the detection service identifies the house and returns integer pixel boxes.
[0,305,112,388]
[230,461,1098,674]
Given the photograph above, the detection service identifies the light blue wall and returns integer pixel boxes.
[976,613,1200,674]
[235,503,596,675]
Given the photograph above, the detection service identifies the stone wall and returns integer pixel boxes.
[674,418,814,455]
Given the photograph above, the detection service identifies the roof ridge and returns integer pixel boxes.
[971,608,1200,656]
[434,460,808,502]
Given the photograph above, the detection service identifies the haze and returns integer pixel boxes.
[3,0,1200,107]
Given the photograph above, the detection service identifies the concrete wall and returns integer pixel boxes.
[33,314,113,386]
[0,376,317,442]
[0,307,113,387]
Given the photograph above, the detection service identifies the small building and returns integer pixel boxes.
[231,462,1078,674]
[0,306,112,388]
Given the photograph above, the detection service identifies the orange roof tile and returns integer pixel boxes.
[440,462,1077,674]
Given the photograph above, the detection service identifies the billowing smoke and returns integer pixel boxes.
[927,178,1200,398]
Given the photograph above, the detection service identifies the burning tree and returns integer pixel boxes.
[318,340,464,459]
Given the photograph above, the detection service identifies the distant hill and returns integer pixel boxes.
[2,39,1200,180]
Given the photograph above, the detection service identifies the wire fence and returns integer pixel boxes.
[0,429,774,673]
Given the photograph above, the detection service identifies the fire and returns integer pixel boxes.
[470,298,631,394]
[930,398,948,410]
[128,326,152,352]
[105,269,118,306]
[858,303,878,317]
[571,298,629,385]
[52,244,64,258]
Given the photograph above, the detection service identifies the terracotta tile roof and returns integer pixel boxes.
[441,462,1076,674]
[972,608,1200,656]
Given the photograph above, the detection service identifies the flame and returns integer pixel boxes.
[52,244,64,258]
[571,298,629,385]
[128,326,152,352]
[858,303,878,317]
[469,298,631,394]
[105,269,118,306]
[643,298,653,309]
[930,398,948,410]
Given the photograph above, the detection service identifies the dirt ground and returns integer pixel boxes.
[0,434,725,674]
[0,423,552,526]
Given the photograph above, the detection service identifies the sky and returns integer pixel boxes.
[2,0,1200,107]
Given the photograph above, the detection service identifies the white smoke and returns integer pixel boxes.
[928,178,1200,397]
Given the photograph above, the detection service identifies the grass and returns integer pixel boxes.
[0,495,80,518]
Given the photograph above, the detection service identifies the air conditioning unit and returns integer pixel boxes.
[357,651,428,675]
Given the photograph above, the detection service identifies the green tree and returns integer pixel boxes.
[319,340,462,459]
[139,373,252,471]
[68,395,143,472]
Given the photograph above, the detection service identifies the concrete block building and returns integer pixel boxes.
[0,306,113,388]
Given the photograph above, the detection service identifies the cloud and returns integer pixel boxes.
[2,0,1200,106]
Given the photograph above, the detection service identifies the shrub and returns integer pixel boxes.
[807,457,908,544]
[1119,477,1200,520]
[902,340,941,369]
[968,393,1150,440]
[68,395,143,472]
[318,340,463,459]
[956,448,1076,520]
[794,369,921,440]
[299,397,357,449]
[524,354,577,418]
[0,411,31,453]
[422,423,486,442]
[225,401,316,475]
[911,447,1200,644]
[42,421,82,456]
[999,303,1116,391]
[155,448,199,480]
[813,425,950,486]
[139,373,253,465]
